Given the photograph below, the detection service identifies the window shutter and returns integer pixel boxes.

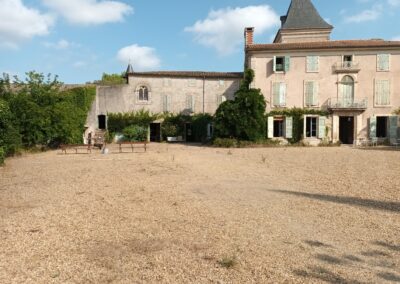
[273,83,280,106]
[369,116,377,138]
[305,81,313,106]
[383,80,390,105]
[377,54,390,71]
[284,56,290,72]
[285,117,293,139]
[313,82,319,106]
[389,116,398,140]
[273,56,276,72]
[163,95,168,112]
[306,56,311,72]
[280,83,286,106]
[268,117,274,138]
[318,116,326,139]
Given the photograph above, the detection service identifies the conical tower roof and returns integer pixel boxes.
[281,0,333,30]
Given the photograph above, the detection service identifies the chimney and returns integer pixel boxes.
[244,27,254,46]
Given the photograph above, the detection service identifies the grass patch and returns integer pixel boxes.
[218,255,237,269]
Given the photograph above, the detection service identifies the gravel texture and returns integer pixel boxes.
[0,144,399,283]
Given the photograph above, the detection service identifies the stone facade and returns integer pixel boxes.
[85,72,241,141]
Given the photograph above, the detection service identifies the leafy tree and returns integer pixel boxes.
[98,73,126,85]
[214,69,266,141]
[0,99,21,156]
[122,125,148,142]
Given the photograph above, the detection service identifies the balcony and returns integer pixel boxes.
[333,61,361,73]
[327,98,368,110]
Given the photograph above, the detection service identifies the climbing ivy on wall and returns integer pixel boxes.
[266,107,329,143]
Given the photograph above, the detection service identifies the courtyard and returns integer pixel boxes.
[0,144,399,283]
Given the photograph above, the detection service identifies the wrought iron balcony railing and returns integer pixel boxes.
[333,61,361,73]
[327,97,368,110]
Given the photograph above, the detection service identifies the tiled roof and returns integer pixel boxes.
[281,0,333,30]
[246,40,400,51]
[127,71,243,79]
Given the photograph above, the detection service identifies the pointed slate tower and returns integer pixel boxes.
[274,0,333,43]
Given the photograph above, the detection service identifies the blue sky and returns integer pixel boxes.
[1,0,400,83]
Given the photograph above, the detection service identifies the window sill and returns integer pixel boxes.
[374,105,392,108]
[136,101,152,105]
[306,71,319,73]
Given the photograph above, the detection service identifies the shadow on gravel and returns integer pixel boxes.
[270,190,400,213]
[293,266,364,284]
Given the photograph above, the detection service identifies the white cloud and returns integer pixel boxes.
[43,39,78,49]
[184,5,279,55]
[345,4,383,23]
[73,61,87,68]
[42,0,133,25]
[0,0,54,48]
[117,44,161,71]
[392,36,400,41]
[388,0,400,6]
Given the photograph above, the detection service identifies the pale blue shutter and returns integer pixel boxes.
[305,82,313,106]
[369,116,377,138]
[313,82,319,106]
[273,56,276,72]
[318,116,326,139]
[285,117,293,139]
[280,83,286,106]
[389,116,398,140]
[383,80,390,105]
[377,54,390,71]
[268,117,274,138]
[163,95,168,112]
[284,56,290,72]
[273,83,280,106]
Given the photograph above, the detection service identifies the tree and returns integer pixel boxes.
[214,69,266,141]
[98,73,126,85]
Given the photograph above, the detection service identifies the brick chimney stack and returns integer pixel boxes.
[244,27,254,46]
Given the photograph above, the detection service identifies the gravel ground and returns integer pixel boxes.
[0,144,399,283]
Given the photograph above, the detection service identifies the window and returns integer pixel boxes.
[304,81,318,107]
[340,76,354,106]
[273,118,285,137]
[273,56,290,72]
[272,82,286,107]
[186,95,195,112]
[375,79,390,106]
[162,95,171,112]
[306,117,318,138]
[306,56,319,72]
[376,116,388,138]
[137,86,149,101]
[377,54,390,71]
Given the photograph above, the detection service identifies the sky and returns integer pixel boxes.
[1,0,400,83]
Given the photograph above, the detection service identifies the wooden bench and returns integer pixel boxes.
[60,144,92,154]
[118,141,147,153]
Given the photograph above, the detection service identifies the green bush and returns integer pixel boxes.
[214,69,266,141]
[0,99,21,155]
[122,125,148,142]
[213,138,238,148]
[108,109,158,134]
[0,147,5,165]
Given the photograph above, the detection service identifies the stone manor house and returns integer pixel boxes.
[85,0,400,144]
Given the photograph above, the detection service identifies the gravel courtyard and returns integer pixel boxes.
[0,144,399,283]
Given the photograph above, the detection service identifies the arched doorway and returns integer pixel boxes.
[340,75,354,107]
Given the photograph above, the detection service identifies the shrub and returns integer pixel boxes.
[214,69,266,141]
[0,147,5,165]
[122,125,148,142]
[108,109,158,134]
[213,138,238,148]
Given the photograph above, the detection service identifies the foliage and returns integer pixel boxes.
[108,109,159,134]
[267,108,329,143]
[0,99,21,156]
[214,69,266,141]
[122,125,148,142]
[98,73,126,85]
[213,138,238,148]
[0,147,4,165]
[0,72,96,159]
[394,108,400,115]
